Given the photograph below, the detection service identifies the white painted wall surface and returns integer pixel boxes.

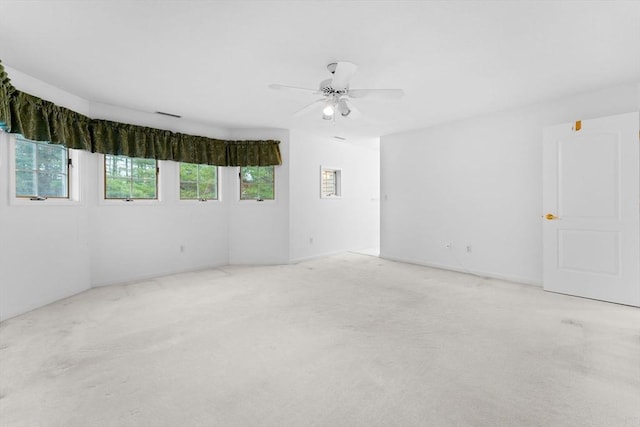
[380,83,640,285]
[88,157,230,286]
[0,133,232,319]
[5,66,90,114]
[6,66,231,139]
[0,69,233,319]
[0,70,95,320]
[289,131,380,262]
[227,128,291,265]
[0,134,92,320]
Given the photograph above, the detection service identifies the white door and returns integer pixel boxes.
[542,112,640,306]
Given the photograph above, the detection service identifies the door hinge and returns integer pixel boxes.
[68,158,73,167]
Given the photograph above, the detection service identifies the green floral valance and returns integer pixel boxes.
[227,140,283,166]
[0,60,15,131]
[10,91,92,151]
[90,119,172,160]
[173,133,228,166]
[0,62,281,166]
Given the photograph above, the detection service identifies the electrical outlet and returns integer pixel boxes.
[466,245,472,253]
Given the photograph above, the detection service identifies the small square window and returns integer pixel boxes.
[180,163,218,200]
[104,154,157,200]
[240,166,275,200]
[15,136,69,199]
[321,167,341,198]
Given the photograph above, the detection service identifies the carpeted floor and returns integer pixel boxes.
[1,253,639,426]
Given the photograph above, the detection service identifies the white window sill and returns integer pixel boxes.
[9,197,83,207]
[99,198,163,206]
[239,199,276,203]
[179,198,222,204]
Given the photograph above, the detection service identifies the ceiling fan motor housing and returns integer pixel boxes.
[319,79,347,96]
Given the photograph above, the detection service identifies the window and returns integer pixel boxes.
[15,136,69,199]
[321,167,341,198]
[104,154,157,199]
[240,166,274,200]
[180,163,218,200]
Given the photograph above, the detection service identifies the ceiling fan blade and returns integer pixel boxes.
[293,98,325,117]
[269,83,319,94]
[330,61,358,90]
[347,89,404,99]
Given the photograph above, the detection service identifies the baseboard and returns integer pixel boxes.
[289,249,347,264]
[0,285,92,322]
[90,263,228,288]
[379,254,542,287]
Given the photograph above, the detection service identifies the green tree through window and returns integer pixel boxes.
[15,137,68,198]
[180,163,218,200]
[105,155,157,199]
[240,166,274,200]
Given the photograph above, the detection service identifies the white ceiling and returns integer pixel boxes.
[1,1,638,141]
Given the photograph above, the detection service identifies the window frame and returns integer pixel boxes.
[239,166,276,201]
[103,154,159,202]
[320,166,342,199]
[8,134,81,206]
[179,162,219,202]
[15,136,70,200]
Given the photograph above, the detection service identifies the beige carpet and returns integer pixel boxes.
[1,253,639,426]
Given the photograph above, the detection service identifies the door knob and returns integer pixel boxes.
[545,213,559,220]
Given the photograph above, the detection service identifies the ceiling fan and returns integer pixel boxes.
[269,61,404,121]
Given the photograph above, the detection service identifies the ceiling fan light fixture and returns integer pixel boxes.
[322,98,335,116]
[337,98,351,117]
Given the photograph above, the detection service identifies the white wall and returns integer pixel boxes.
[227,128,291,265]
[0,71,94,320]
[0,133,93,320]
[0,68,232,319]
[0,132,232,320]
[88,155,230,286]
[380,83,639,285]
[0,67,382,320]
[6,65,231,139]
[289,131,380,262]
